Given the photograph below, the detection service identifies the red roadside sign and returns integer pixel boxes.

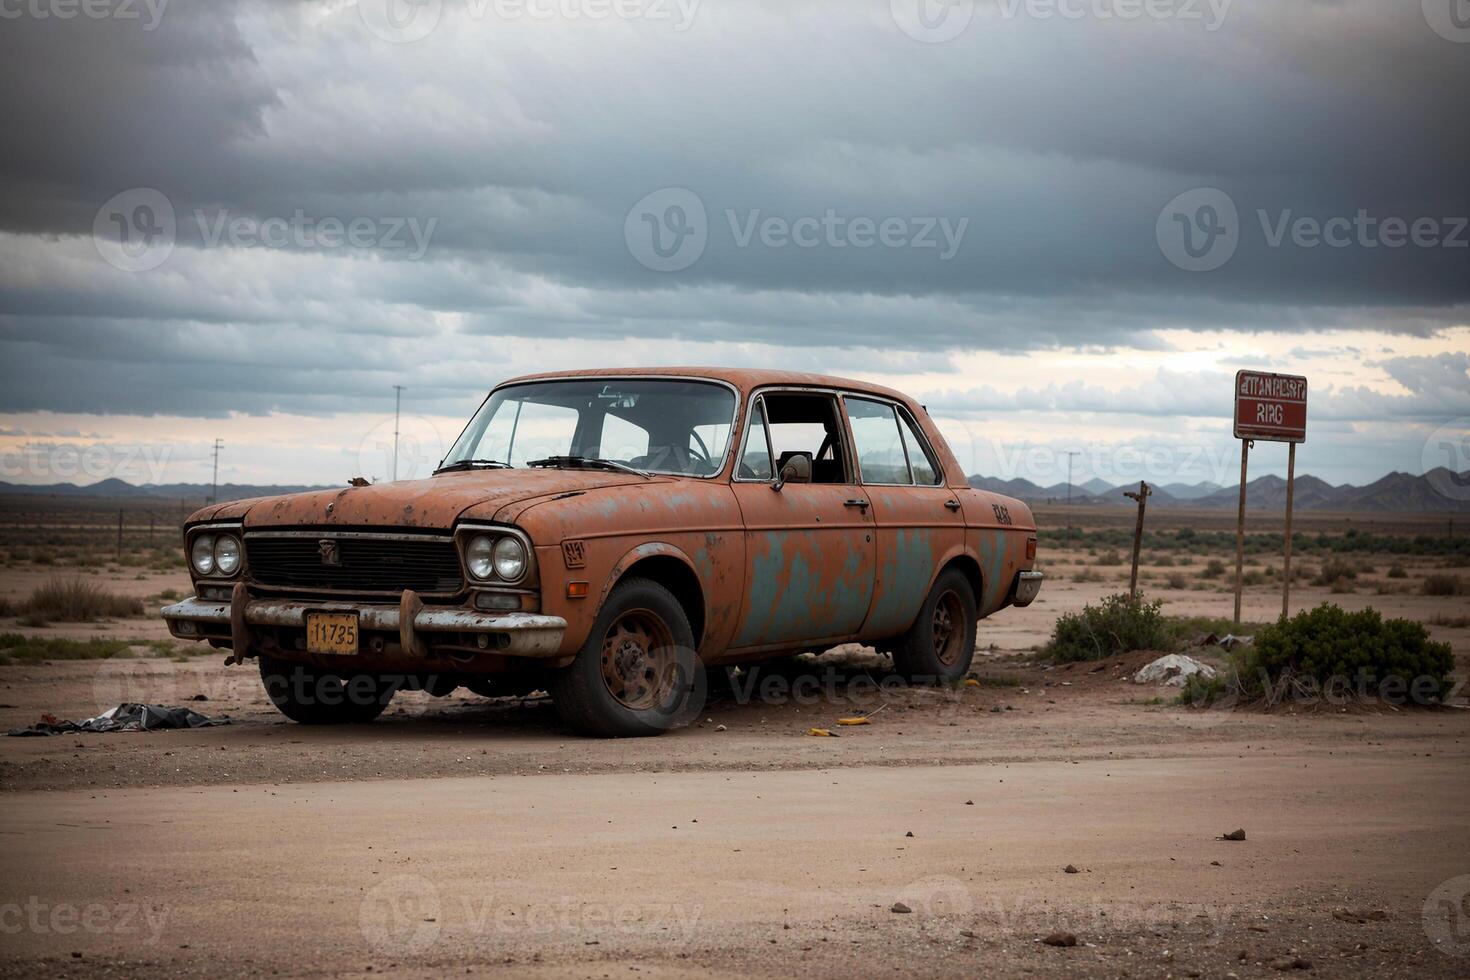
[1234,370,1307,443]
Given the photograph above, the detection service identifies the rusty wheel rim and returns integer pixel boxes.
[599,608,676,711]
[932,590,965,667]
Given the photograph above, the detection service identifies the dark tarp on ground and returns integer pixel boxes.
[6,703,231,736]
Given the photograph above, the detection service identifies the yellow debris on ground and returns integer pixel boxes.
[805,728,836,737]
[836,717,871,726]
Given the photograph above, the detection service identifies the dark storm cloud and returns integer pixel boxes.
[0,0,1466,418]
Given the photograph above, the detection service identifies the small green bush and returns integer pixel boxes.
[1235,604,1454,704]
[1046,593,1167,663]
[1387,564,1407,579]
[1202,559,1227,579]
[1166,572,1188,590]
[1422,574,1464,597]
[1095,550,1124,567]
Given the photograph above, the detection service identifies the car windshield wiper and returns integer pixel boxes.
[433,458,512,474]
[526,455,652,479]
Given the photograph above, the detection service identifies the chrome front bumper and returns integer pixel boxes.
[162,591,567,659]
[1011,570,1044,607]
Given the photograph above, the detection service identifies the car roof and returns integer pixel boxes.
[500,367,916,405]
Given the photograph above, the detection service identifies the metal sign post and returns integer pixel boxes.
[1232,371,1308,625]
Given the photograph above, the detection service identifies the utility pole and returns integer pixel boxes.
[392,385,406,482]
[1065,451,1081,552]
[1124,481,1152,601]
[210,438,223,504]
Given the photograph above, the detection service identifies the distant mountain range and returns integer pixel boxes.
[2,471,1468,513]
[0,478,330,503]
[968,469,1470,512]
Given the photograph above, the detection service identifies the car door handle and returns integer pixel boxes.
[844,498,870,510]
[945,500,962,511]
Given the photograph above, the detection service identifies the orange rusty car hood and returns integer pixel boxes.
[193,469,650,530]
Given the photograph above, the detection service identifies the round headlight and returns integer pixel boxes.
[466,535,495,580]
[214,535,242,577]
[493,536,527,581]
[190,535,216,576]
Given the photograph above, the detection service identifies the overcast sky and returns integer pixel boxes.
[1,0,1466,491]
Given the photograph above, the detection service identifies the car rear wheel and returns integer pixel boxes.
[550,577,700,737]
[257,654,396,724]
[892,568,978,684]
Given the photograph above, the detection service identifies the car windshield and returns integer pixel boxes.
[442,379,738,478]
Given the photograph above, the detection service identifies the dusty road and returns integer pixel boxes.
[2,747,1468,978]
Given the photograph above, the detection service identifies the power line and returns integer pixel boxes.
[392,385,407,482]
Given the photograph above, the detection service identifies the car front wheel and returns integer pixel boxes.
[257,654,396,724]
[550,577,700,737]
[892,568,978,684]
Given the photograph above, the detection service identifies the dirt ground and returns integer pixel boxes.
[1,504,1469,977]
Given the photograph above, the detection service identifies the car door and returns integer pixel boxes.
[842,395,967,639]
[728,390,877,651]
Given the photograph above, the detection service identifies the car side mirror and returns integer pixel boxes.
[772,455,812,492]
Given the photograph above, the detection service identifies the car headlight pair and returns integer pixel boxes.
[465,534,526,583]
[190,533,242,578]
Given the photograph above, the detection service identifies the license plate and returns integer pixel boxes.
[306,612,359,655]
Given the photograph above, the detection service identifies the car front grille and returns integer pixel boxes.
[245,533,464,595]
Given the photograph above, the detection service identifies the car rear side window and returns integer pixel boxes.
[898,408,942,486]
[845,397,912,485]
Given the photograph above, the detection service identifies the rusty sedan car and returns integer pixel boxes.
[163,369,1042,736]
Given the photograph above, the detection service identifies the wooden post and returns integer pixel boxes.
[1233,440,1251,625]
[1124,481,1151,600]
[1282,441,1296,620]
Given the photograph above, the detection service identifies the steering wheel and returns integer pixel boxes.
[688,430,713,467]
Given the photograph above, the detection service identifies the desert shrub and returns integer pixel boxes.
[1166,572,1188,590]
[1312,558,1358,587]
[1233,604,1454,704]
[1422,574,1464,597]
[1071,567,1102,584]
[1046,593,1167,663]
[23,576,144,622]
[1202,559,1227,579]
[1242,569,1267,587]
[1387,564,1407,579]
[0,633,136,664]
[1095,550,1124,567]
[1156,555,1175,568]
[0,596,12,617]
[1329,578,1356,594]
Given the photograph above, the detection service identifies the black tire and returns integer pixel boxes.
[891,568,978,684]
[257,654,395,724]
[550,577,701,737]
